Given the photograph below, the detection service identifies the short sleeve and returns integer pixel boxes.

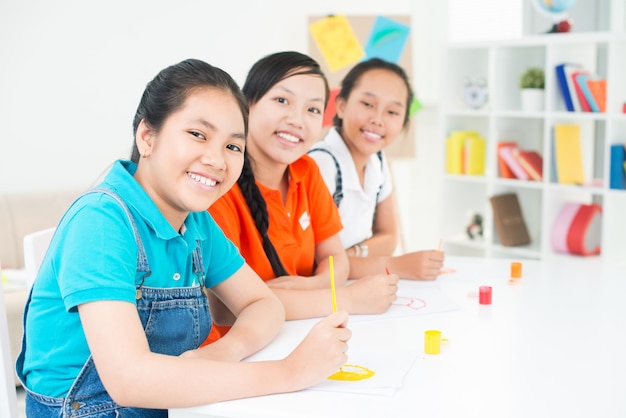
[201,213,245,288]
[378,152,394,203]
[54,194,138,311]
[308,148,338,196]
[306,158,343,244]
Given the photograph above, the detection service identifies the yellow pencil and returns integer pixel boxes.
[329,255,337,312]
[329,255,344,373]
[437,238,443,252]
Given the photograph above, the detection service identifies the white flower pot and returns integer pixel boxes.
[520,88,545,112]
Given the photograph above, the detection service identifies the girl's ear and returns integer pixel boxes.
[335,96,347,121]
[135,119,155,158]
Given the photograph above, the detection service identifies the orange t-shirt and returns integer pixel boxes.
[205,155,343,341]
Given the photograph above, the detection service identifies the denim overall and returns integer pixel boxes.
[16,189,211,417]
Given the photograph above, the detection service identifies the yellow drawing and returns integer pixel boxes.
[328,364,375,381]
[309,15,365,72]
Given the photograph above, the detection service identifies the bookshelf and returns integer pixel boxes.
[440,31,626,262]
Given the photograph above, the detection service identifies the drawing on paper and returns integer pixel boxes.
[392,296,427,311]
[327,364,375,381]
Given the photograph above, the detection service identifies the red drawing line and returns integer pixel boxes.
[393,297,427,311]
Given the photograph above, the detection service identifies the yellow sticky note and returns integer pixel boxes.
[309,15,364,72]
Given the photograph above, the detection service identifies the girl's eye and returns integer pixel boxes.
[226,144,243,153]
[189,131,206,140]
[388,110,400,116]
[309,107,322,115]
[361,101,373,108]
[276,97,288,104]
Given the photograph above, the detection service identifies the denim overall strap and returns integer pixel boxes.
[87,187,152,280]
[17,188,210,417]
[15,188,150,380]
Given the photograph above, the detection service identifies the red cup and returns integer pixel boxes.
[479,286,492,305]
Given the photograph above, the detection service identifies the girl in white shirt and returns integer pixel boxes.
[310,58,444,280]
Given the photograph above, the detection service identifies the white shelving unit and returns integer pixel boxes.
[440,31,626,261]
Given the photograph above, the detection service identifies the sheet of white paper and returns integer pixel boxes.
[349,283,460,323]
[308,348,419,396]
[245,322,419,396]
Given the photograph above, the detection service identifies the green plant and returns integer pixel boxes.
[520,67,545,89]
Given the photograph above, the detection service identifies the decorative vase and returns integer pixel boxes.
[520,88,545,112]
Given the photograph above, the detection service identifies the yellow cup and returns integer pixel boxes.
[424,330,441,355]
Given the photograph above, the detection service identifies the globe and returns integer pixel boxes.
[531,0,577,22]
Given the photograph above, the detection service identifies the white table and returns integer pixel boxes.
[170,256,626,418]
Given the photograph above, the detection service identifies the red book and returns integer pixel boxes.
[572,71,591,112]
[499,146,529,180]
[497,141,518,179]
[513,149,543,181]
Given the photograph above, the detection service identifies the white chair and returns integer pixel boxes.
[1,265,19,418]
[23,227,56,289]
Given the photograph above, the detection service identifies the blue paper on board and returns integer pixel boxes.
[364,16,410,64]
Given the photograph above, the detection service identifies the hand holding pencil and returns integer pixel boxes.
[282,255,350,387]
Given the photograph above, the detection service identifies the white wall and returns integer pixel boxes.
[0,0,447,251]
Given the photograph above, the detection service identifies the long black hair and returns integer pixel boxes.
[238,51,329,277]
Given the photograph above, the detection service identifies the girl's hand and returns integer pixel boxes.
[283,311,351,388]
[341,273,399,314]
[391,251,445,281]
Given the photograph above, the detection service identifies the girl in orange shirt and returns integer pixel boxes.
[207,52,399,338]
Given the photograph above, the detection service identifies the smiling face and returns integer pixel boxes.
[246,71,326,168]
[336,68,408,160]
[134,86,246,228]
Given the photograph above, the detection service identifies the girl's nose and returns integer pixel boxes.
[285,108,304,129]
[201,145,226,170]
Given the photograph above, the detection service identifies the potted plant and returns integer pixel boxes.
[519,67,545,112]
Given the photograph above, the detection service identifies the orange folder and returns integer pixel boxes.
[586,79,606,112]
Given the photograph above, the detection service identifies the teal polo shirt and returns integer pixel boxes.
[22,160,244,397]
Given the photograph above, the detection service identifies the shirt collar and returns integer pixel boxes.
[324,127,385,192]
[100,160,194,241]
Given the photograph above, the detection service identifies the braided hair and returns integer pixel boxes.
[238,51,329,277]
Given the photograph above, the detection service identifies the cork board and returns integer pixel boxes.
[308,15,415,159]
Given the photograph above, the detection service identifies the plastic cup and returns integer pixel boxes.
[424,330,441,355]
[511,262,522,279]
[479,286,492,305]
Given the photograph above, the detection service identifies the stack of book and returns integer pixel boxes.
[497,142,543,181]
[445,131,486,175]
[555,63,606,112]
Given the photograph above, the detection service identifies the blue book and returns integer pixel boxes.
[577,74,600,112]
[555,63,574,112]
[610,144,626,190]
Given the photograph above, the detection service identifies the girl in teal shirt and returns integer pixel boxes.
[17,58,350,417]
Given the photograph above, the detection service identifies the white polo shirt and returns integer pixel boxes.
[309,127,393,249]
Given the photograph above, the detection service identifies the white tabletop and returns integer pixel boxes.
[170,256,626,418]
